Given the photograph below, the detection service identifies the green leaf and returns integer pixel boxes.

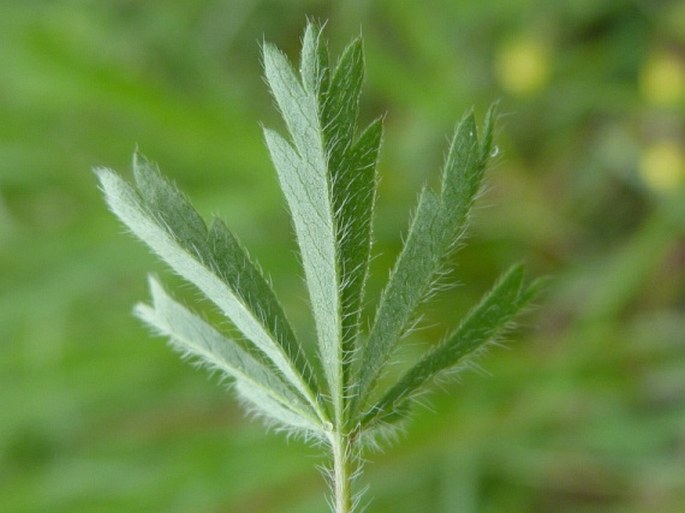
[320,40,370,371]
[353,109,496,412]
[363,265,542,429]
[95,157,324,422]
[135,276,324,433]
[353,187,441,407]
[262,127,342,419]
[335,118,383,374]
[235,381,325,434]
[321,36,364,169]
[263,42,327,173]
[479,102,498,161]
[264,30,382,424]
[440,111,480,217]
[300,22,329,95]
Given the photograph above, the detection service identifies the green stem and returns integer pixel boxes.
[330,431,353,513]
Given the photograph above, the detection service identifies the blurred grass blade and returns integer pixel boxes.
[135,276,324,432]
[363,265,542,429]
[354,108,495,412]
[95,157,323,420]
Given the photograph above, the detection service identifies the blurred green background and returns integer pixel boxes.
[2,1,684,512]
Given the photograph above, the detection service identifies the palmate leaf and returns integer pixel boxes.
[98,21,540,512]
[353,106,497,413]
[135,276,324,433]
[362,265,543,430]
[95,156,325,423]
[263,23,381,423]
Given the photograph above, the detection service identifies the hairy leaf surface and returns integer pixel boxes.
[135,276,323,431]
[96,157,322,419]
[263,28,381,422]
[354,109,495,412]
[364,265,542,429]
[97,26,541,493]
[235,381,325,433]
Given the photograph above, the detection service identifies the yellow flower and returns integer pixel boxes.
[495,37,550,96]
[639,140,685,192]
[640,51,685,106]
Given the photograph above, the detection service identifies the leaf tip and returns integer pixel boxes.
[480,101,500,159]
[523,275,550,303]
[145,273,165,300]
[92,166,116,186]
[132,300,159,334]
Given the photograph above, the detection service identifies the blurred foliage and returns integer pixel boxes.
[1,1,684,512]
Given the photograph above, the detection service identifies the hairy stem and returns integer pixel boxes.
[330,430,354,513]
